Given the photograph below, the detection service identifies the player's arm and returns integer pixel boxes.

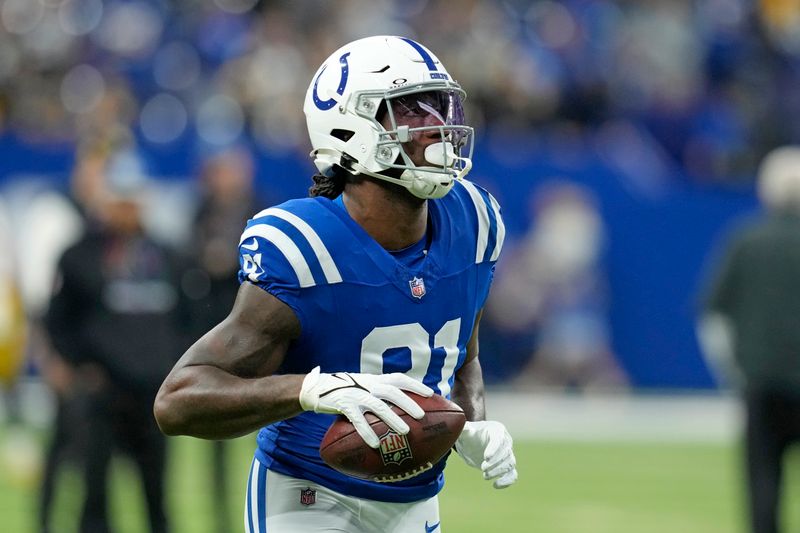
[451,309,486,421]
[154,282,433,445]
[452,309,518,488]
[697,234,744,387]
[153,282,304,440]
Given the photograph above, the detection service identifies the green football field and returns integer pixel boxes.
[7,431,799,533]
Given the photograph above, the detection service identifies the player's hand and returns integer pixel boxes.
[455,420,518,489]
[299,366,434,448]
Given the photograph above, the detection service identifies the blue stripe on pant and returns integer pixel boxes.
[244,459,254,533]
[257,460,267,532]
[244,458,267,533]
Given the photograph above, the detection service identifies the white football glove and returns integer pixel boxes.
[455,420,518,489]
[299,366,434,448]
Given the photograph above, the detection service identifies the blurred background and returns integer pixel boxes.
[2,0,800,532]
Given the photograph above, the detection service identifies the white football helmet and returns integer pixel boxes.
[303,35,474,199]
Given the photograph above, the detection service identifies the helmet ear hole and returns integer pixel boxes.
[330,129,355,142]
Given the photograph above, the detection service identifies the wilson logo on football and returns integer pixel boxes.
[378,430,413,466]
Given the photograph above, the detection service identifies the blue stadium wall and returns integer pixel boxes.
[0,130,758,390]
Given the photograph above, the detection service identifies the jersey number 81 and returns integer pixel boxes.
[360,318,461,397]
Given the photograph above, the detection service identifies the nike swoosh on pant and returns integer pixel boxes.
[425,521,440,533]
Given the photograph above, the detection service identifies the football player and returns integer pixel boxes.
[154,35,518,533]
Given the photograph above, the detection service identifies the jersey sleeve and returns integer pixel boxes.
[458,180,506,265]
[237,202,345,324]
[450,180,505,313]
[237,213,306,315]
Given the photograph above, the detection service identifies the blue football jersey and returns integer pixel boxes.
[237,179,504,503]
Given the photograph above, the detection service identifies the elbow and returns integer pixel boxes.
[153,388,185,436]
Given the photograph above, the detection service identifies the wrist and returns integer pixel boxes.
[298,366,322,411]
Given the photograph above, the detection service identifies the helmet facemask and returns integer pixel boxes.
[348,84,474,199]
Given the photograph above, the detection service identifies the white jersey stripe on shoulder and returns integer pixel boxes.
[240,224,316,288]
[254,207,343,284]
[460,181,490,263]
[488,193,505,261]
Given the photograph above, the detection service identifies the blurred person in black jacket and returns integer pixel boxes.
[45,149,189,533]
[700,146,800,533]
[38,142,108,533]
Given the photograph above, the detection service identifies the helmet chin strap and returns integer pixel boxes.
[351,162,470,199]
[349,161,444,199]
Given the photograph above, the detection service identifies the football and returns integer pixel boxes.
[319,392,466,483]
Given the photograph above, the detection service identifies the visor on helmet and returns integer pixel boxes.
[387,90,468,148]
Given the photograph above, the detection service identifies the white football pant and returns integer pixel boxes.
[244,458,441,533]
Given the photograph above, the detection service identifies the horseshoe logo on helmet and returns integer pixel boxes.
[312,52,350,111]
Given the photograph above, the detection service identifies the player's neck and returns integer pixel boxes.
[342,180,427,251]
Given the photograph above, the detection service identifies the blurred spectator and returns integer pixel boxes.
[183,146,261,533]
[0,196,26,407]
[487,181,626,391]
[43,146,190,533]
[33,143,100,533]
[0,171,85,513]
[1,0,800,185]
[700,145,800,533]
[0,196,33,490]
[187,146,260,315]
[29,95,132,532]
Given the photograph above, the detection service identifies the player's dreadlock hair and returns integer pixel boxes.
[308,168,346,199]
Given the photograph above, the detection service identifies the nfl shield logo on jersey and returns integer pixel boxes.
[300,487,316,506]
[379,429,413,466]
[409,277,426,299]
